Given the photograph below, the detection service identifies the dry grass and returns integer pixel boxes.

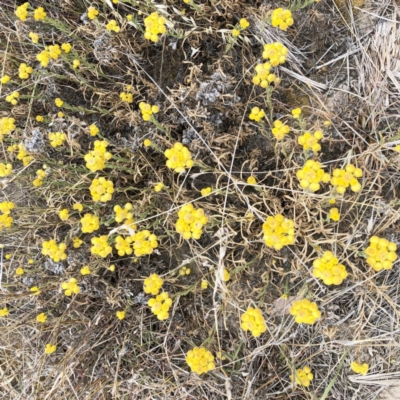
[1,0,400,399]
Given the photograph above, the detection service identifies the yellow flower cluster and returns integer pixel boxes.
[240,307,267,337]
[115,235,134,256]
[139,102,159,121]
[0,117,16,141]
[298,131,323,153]
[10,143,32,166]
[15,3,29,21]
[114,203,133,223]
[179,266,191,276]
[148,292,172,320]
[37,45,62,67]
[131,230,158,257]
[165,143,194,173]
[19,63,33,79]
[61,278,80,296]
[120,92,133,103]
[144,12,167,43]
[29,32,39,43]
[312,251,348,285]
[84,140,112,172]
[0,163,12,177]
[365,236,397,271]
[232,18,250,37]
[73,237,83,248]
[291,366,313,387]
[0,213,13,230]
[91,235,112,258]
[144,274,164,295]
[87,6,99,20]
[42,240,67,262]
[186,347,215,375]
[0,201,14,215]
[271,120,290,140]
[6,91,19,105]
[80,266,90,275]
[262,214,295,250]
[0,307,9,317]
[55,98,64,107]
[176,204,208,240]
[154,182,164,192]
[116,310,125,320]
[89,124,99,136]
[292,108,302,119]
[249,107,265,122]
[331,164,363,194]
[73,203,83,212]
[49,132,66,148]
[296,160,330,192]
[262,42,288,67]
[61,43,72,53]
[58,209,69,221]
[252,62,279,88]
[81,214,100,233]
[350,361,369,375]
[290,299,321,324]
[89,177,114,202]
[271,8,294,31]
[1,75,10,84]
[36,313,47,323]
[33,169,46,186]
[201,187,212,196]
[329,207,340,221]
[45,344,57,354]
[34,7,46,21]
[30,286,41,295]
[73,59,80,69]
[106,20,120,33]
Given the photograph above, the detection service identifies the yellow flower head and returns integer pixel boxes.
[239,18,250,29]
[179,266,191,276]
[73,59,80,69]
[247,176,257,185]
[350,361,369,375]
[61,278,80,296]
[148,292,172,320]
[271,120,290,140]
[144,12,167,43]
[201,280,208,290]
[106,20,120,33]
[49,132,66,148]
[87,6,99,20]
[58,208,69,221]
[291,366,313,387]
[80,213,100,233]
[201,187,212,196]
[73,203,83,212]
[164,142,194,173]
[0,307,9,317]
[143,139,152,147]
[331,164,363,194]
[42,240,67,262]
[89,124,99,136]
[365,236,398,271]
[290,299,321,324]
[154,182,164,192]
[139,102,159,121]
[91,235,112,258]
[313,251,348,285]
[0,201,15,214]
[30,286,41,295]
[262,42,288,66]
[329,207,340,222]
[15,2,29,21]
[6,91,20,106]
[16,267,25,276]
[131,230,158,257]
[271,8,294,31]
[116,310,125,320]
[252,62,279,88]
[144,274,164,295]
[120,92,133,103]
[186,347,215,374]
[61,43,72,53]
[232,29,240,37]
[296,160,330,192]
[0,214,13,229]
[36,313,47,323]
[263,214,295,250]
[240,307,267,337]
[72,237,83,248]
[176,203,208,240]
[84,140,112,172]
[114,203,134,223]
[1,75,11,84]
[249,107,265,122]
[291,108,302,119]
[55,98,64,107]
[34,7,46,21]
[89,177,114,202]
[29,32,39,43]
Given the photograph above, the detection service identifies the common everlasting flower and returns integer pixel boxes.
[131,230,158,257]
[350,361,369,375]
[252,62,279,88]
[271,8,294,31]
[271,120,290,140]
[263,214,295,250]
[15,3,29,21]
[80,266,91,275]
[291,108,302,119]
[41,240,67,262]
[249,107,265,122]
[329,207,340,221]
[89,124,99,136]
[91,235,112,258]
[165,143,194,173]
[262,42,288,66]
[36,313,47,323]
[61,278,80,296]
[139,102,159,121]
[331,164,363,194]
[312,251,348,285]
[29,32,39,43]
[34,7,46,21]
[365,236,397,271]
[84,140,112,172]
[148,292,172,320]
[240,307,267,337]
[116,311,125,320]
[49,132,66,148]
[58,209,69,221]
[291,366,313,387]
[106,20,120,33]
[45,344,56,354]
[296,160,330,192]
[87,6,99,20]
[0,163,12,177]
[186,347,215,374]
[144,12,166,42]
[298,131,323,153]
[144,274,164,295]
[290,299,321,324]
[80,214,100,233]
[89,177,114,202]
[0,307,9,317]
[176,204,208,240]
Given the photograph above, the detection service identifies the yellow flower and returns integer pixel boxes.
[271,8,294,31]
[291,108,302,119]
[329,198,336,205]
[45,344,57,354]
[80,266,91,275]
[262,42,288,66]
[143,139,152,147]
[91,235,112,258]
[55,98,64,107]
[36,313,47,323]
[186,347,215,374]
[5,254,12,260]
[139,102,159,120]
[80,213,99,233]
[72,237,83,248]
[154,182,164,192]
[89,177,114,202]
[298,130,323,153]
[313,251,348,285]
[331,164,363,194]
[201,187,212,196]
[61,278,80,296]
[132,230,158,257]
[0,117,15,141]
[350,361,369,375]
[176,204,208,240]
[29,32,39,43]
[116,310,125,320]
[87,6,99,20]
[394,144,400,152]
[165,142,194,173]
[114,203,133,223]
[179,266,191,276]
[37,50,51,67]
[240,307,267,337]
[148,292,173,320]
[201,280,208,290]
[0,307,9,317]
[108,264,115,272]
[126,14,133,21]
[323,120,332,127]
[16,267,25,275]
[49,132,66,148]
[247,176,257,185]
[57,112,65,118]
[271,120,290,140]
[296,160,330,192]
[263,214,295,250]
[36,115,44,122]
[365,236,397,271]
[84,140,112,172]
[15,3,29,21]
[73,203,83,212]
[290,299,321,324]
[232,29,240,37]
[61,43,72,53]
[144,12,167,43]
[6,91,20,105]
[223,268,230,282]
[0,201,14,214]
[249,107,265,122]
[0,163,12,178]
[58,208,69,221]
[73,59,80,69]
[42,240,67,262]
[106,20,120,33]
[89,124,99,136]
[1,75,11,84]
[144,274,164,295]
[28,259,34,264]
[119,92,133,103]
[291,366,313,387]
[30,286,41,295]
[34,7,47,21]
[329,207,340,222]
[239,18,250,29]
